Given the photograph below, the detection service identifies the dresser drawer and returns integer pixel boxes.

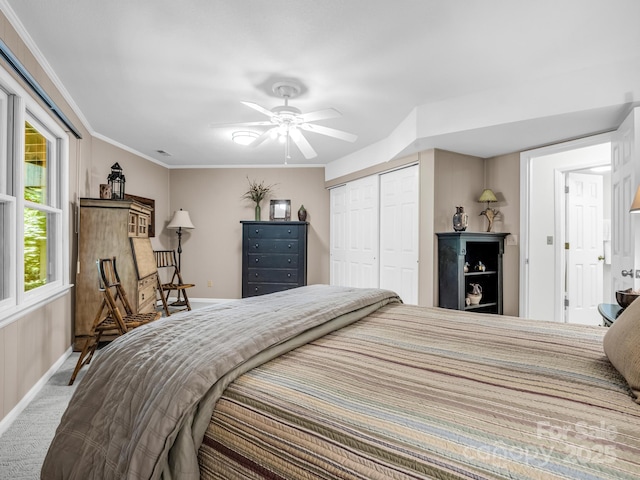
[138,273,157,312]
[244,283,299,297]
[247,239,299,253]
[248,253,299,268]
[246,224,300,240]
[247,268,298,283]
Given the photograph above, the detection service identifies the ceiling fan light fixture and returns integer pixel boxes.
[232,130,259,146]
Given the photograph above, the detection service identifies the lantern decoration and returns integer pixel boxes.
[107,162,126,200]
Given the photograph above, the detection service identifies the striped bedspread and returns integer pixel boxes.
[199,304,640,479]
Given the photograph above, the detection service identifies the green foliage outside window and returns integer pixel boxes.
[24,190,47,291]
[24,122,49,291]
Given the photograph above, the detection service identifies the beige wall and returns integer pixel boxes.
[167,168,330,299]
[486,153,520,317]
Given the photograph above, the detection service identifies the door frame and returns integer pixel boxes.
[519,132,612,319]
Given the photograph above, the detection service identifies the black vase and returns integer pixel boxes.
[298,205,307,222]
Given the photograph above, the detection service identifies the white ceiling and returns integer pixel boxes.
[2,0,640,171]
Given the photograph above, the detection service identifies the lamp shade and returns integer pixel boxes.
[478,189,498,203]
[167,209,195,229]
[630,186,640,213]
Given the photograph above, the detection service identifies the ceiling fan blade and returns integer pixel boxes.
[250,127,278,147]
[300,123,358,143]
[241,101,274,118]
[290,130,317,159]
[209,120,275,129]
[298,108,341,123]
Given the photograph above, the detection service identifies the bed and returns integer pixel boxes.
[42,285,640,479]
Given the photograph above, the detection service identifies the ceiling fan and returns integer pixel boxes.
[214,81,358,162]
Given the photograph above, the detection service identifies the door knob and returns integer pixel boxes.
[622,269,634,277]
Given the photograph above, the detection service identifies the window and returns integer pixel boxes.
[0,67,69,322]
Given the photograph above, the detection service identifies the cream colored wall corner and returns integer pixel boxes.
[167,167,330,299]
[418,150,435,306]
[485,153,520,317]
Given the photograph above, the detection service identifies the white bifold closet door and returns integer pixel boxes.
[330,164,419,304]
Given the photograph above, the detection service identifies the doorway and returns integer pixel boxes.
[520,136,612,323]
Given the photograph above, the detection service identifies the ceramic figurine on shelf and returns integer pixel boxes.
[463,262,470,273]
[475,261,486,272]
[466,283,483,305]
[452,206,468,231]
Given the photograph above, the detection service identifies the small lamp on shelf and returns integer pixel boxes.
[478,188,499,232]
[107,162,126,200]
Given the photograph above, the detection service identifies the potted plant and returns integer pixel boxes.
[242,177,275,221]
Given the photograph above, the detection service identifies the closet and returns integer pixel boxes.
[330,165,419,304]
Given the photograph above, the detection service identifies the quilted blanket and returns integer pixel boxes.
[41,285,400,480]
[199,304,640,479]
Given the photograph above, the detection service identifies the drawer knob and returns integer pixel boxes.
[255,258,259,263]
[288,229,291,233]
[288,244,291,248]
[287,273,291,278]
[255,229,259,234]
[288,258,291,263]
[255,243,259,248]
[255,287,259,292]
[255,273,259,277]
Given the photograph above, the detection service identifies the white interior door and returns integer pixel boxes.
[565,172,603,324]
[347,176,379,288]
[379,165,419,304]
[611,107,640,292]
[329,185,347,286]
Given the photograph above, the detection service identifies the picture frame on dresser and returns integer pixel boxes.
[269,199,291,221]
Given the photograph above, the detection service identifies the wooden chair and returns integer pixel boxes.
[154,250,195,316]
[68,257,161,385]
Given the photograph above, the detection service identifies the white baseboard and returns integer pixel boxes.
[189,297,236,304]
[0,347,73,437]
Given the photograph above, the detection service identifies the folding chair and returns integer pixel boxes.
[69,257,161,385]
[154,250,195,316]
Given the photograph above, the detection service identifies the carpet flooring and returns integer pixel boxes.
[0,352,86,479]
[0,301,219,479]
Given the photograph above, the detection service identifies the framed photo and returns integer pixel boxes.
[270,199,291,221]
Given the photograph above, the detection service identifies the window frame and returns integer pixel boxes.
[0,65,70,325]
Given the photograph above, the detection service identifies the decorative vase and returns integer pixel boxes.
[466,293,482,305]
[298,205,307,221]
[254,204,261,221]
[453,206,468,231]
[466,283,483,305]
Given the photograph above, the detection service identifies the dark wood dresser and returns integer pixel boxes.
[241,221,308,298]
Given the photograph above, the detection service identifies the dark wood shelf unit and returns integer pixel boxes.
[436,232,509,315]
